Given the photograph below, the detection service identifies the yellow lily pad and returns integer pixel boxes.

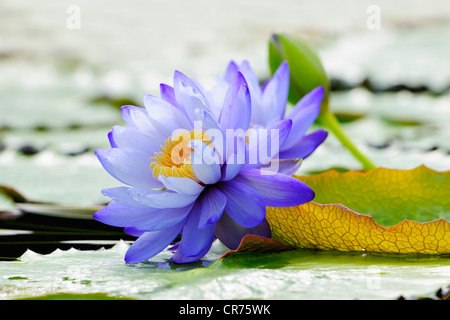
[266,166,450,254]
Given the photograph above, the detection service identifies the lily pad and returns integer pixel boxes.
[219,235,295,260]
[0,189,17,215]
[267,166,450,254]
[1,240,449,300]
[0,151,119,206]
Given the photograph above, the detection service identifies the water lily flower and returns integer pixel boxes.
[94,69,315,264]
[212,60,328,161]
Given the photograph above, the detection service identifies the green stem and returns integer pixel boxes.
[319,109,376,171]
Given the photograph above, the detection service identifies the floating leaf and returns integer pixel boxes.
[0,186,23,217]
[16,202,102,220]
[266,166,450,254]
[2,240,449,300]
[219,235,295,260]
[0,185,27,203]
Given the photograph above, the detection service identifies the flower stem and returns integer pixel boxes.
[319,109,376,171]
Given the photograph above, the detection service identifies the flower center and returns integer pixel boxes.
[150,129,212,182]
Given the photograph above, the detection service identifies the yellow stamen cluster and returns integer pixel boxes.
[150,129,212,182]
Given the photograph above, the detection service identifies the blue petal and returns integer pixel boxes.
[133,203,194,231]
[160,83,177,107]
[261,61,290,127]
[124,220,185,263]
[238,60,260,93]
[159,176,205,196]
[108,131,118,148]
[120,105,165,141]
[219,71,251,131]
[168,241,180,252]
[129,187,198,209]
[191,140,221,185]
[221,160,244,181]
[218,180,266,228]
[197,187,227,229]
[221,132,246,181]
[180,199,216,257]
[173,70,211,124]
[143,94,192,137]
[215,213,271,250]
[171,237,215,263]
[110,125,160,155]
[200,110,226,162]
[95,148,162,189]
[124,227,145,237]
[93,201,160,228]
[120,105,145,129]
[223,60,239,83]
[279,129,328,160]
[243,119,292,171]
[282,86,324,150]
[234,169,315,207]
[101,186,148,208]
[238,60,265,126]
[259,159,303,176]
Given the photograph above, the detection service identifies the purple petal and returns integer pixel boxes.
[200,110,226,162]
[168,241,180,252]
[221,132,245,181]
[283,86,324,150]
[133,203,194,231]
[191,141,221,185]
[110,125,160,155]
[173,70,211,124]
[93,201,160,228]
[125,220,185,263]
[171,237,215,263]
[238,60,265,126]
[219,72,251,131]
[180,199,216,257]
[243,119,292,171]
[160,83,177,107]
[143,94,192,137]
[197,187,227,229]
[95,148,161,189]
[279,129,328,160]
[223,60,239,83]
[218,180,266,228]
[215,213,271,250]
[260,159,303,176]
[261,61,290,127]
[238,60,260,92]
[108,131,118,148]
[234,169,315,207]
[120,105,164,140]
[120,105,145,129]
[124,227,145,237]
[221,160,245,182]
[129,187,198,209]
[101,186,148,208]
[159,176,205,196]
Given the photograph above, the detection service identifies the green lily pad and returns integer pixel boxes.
[0,240,449,300]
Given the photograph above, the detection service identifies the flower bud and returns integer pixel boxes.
[269,33,330,111]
